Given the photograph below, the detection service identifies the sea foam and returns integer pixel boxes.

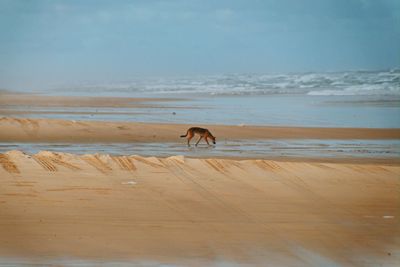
[49,70,400,97]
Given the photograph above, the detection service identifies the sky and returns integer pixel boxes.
[0,0,399,90]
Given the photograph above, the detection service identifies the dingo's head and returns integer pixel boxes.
[211,136,216,144]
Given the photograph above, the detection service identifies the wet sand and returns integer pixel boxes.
[0,150,399,266]
[1,140,399,164]
[2,93,400,128]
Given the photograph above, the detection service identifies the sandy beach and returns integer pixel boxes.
[1,150,399,266]
[1,94,399,266]
[2,1,400,265]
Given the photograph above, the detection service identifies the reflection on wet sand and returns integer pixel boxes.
[1,139,399,162]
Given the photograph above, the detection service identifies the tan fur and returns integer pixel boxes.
[180,127,216,147]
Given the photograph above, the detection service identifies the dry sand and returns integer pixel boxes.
[0,93,183,108]
[1,117,399,143]
[0,150,399,266]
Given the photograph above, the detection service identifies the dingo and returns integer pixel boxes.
[180,127,216,147]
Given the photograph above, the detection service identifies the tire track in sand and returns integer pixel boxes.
[81,155,112,174]
[32,153,81,172]
[130,156,164,168]
[48,153,81,170]
[111,156,137,171]
[204,159,228,174]
[254,160,282,172]
[0,154,20,174]
[32,155,58,172]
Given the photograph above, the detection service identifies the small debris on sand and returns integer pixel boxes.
[121,181,137,186]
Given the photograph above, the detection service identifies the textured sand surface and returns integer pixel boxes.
[0,150,399,266]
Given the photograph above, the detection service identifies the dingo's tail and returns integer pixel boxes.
[180,130,188,138]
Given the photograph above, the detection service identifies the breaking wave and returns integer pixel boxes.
[54,69,400,96]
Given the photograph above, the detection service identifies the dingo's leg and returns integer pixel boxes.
[187,136,193,147]
[205,137,210,145]
[187,132,194,147]
[195,136,203,146]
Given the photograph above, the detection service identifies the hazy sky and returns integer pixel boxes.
[0,0,399,89]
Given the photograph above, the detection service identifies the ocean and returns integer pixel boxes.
[15,70,399,128]
[45,69,400,97]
